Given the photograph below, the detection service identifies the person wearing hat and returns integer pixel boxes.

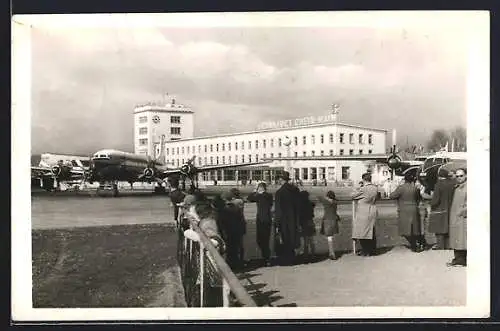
[218,190,246,269]
[351,173,379,256]
[429,167,456,250]
[247,182,274,266]
[389,171,425,252]
[274,171,301,265]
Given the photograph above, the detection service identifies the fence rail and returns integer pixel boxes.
[176,204,257,307]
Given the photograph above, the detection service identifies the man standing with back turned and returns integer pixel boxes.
[274,171,301,265]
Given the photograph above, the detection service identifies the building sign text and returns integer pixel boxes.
[257,114,337,131]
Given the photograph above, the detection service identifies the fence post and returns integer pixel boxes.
[352,200,357,255]
[222,278,230,307]
[199,242,205,307]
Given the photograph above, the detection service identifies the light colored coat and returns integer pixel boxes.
[449,181,467,250]
[351,183,378,239]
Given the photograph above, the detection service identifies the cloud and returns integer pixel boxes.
[29,25,468,154]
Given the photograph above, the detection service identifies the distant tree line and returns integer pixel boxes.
[427,126,467,152]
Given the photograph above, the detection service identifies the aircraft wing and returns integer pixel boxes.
[161,161,274,177]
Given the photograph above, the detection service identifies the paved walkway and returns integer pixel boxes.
[238,247,466,307]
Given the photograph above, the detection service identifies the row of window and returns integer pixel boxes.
[138,115,181,124]
[168,149,372,167]
[137,127,181,142]
[167,145,373,156]
[199,166,352,181]
[165,133,374,156]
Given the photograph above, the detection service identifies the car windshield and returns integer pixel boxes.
[423,157,445,169]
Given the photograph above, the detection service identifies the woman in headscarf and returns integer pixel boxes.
[389,172,424,252]
[318,190,340,260]
[351,173,379,256]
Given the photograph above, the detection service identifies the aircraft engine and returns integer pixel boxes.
[143,167,155,179]
[180,163,194,177]
[51,165,61,177]
[386,154,402,170]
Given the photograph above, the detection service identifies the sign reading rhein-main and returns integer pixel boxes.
[256,114,337,131]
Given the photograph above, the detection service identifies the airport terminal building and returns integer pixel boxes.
[134,98,392,186]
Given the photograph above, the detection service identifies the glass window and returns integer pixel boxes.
[263,139,266,148]
[210,156,213,165]
[139,138,148,146]
[182,147,185,154]
[255,140,259,149]
[302,168,309,180]
[294,152,298,157]
[222,143,225,151]
[368,149,373,154]
[171,127,181,135]
[311,135,315,144]
[228,155,232,164]
[302,136,307,145]
[340,149,344,155]
[170,116,181,124]
[228,142,231,151]
[270,153,274,158]
[329,133,334,143]
[342,166,350,180]
[349,133,354,144]
[255,154,259,162]
[204,157,207,165]
[303,151,306,156]
[339,133,344,144]
[359,149,363,155]
[166,148,169,155]
[311,151,315,156]
[216,156,219,164]
[235,142,238,150]
[359,134,363,144]
[263,153,267,159]
[294,136,298,146]
[270,139,274,147]
[278,153,282,158]
[349,149,354,155]
[198,145,201,153]
[139,116,148,123]
[368,134,373,144]
[139,127,147,134]
[241,155,245,163]
[216,144,219,152]
[329,149,334,156]
[241,141,245,150]
[248,155,252,162]
[278,138,282,147]
[204,145,207,153]
[320,150,324,156]
[210,144,213,152]
[222,156,225,164]
[248,141,252,149]
[320,134,324,144]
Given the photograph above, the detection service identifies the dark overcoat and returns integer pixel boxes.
[274,182,301,250]
[429,178,455,234]
[247,191,274,249]
[389,182,421,236]
[449,182,467,250]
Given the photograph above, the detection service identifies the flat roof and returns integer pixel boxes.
[134,103,194,114]
[165,121,388,144]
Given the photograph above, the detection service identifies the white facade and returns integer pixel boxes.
[133,98,194,161]
[162,121,389,185]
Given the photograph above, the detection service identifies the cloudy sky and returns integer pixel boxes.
[29,14,470,155]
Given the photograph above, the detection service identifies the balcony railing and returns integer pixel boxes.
[176,204,257,307]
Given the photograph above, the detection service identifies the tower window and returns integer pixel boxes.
[139,127,147,135]
[139,138,148,146]
[138,116,147,123]
[170,116,181,124]
[171,127,181,135]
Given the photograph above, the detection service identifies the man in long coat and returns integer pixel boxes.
[274,171,301,265]
[447,168,467,267]
[429,168,456,250]
[247,182,274,266]
[169,178,186,226]
[390,172,424,252]
[352,173,379,256]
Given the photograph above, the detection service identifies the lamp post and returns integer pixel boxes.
[282,135,292,177]
[332,103,340,183]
